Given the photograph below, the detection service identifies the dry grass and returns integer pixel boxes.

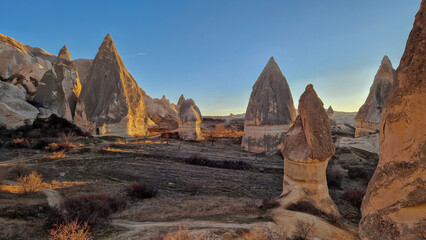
[154,226,211,240]
[48,219,92,240]
[242,227,288,240]
[46,150,67,159]
[18,171,43,193]
[0,179,90,194]
[202,124,243,139]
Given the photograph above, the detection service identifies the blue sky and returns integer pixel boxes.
[0,1,421,115]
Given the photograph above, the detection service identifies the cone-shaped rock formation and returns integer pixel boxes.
[280,84,341,220]
[359,1,426,239]
[355,56,394,137]
[178,96,203,140]
[242,57,296,154]
[74,34,148,137]
[33,45,81,121]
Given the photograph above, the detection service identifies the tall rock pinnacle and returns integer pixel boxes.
[242,57,296,154]
[355,55,394,137]
[74,34,148,137]
[359,1,426,239]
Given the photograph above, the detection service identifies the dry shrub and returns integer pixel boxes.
[243,227,288,240]
[342,188,365,208]
[47,150,67,159]
[45,142,77,152]
[156,226,210,240]
[48,219,92,240]
[18,171,43,193]
[63,193,127,226]
[8,138,30,148]
[291,220,315,240]
[127,182,158,199]
[326,164,347,188]
[261,196,280,210]
[186,154,252,170]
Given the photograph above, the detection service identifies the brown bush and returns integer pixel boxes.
[291,220,315,240]
[342,188,365,208]
[63,193,127,226]
[18,171,43,193]
[154,226,212,240]
[243,227,288,240]
[7,138,30,148]
[127,182,158,199]
[261,196,280,210]
[186,154,252,170]
[326,164,347,188]
[48,219,92,240]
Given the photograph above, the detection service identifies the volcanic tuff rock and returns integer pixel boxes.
[33,46,81,122]
[0,34,55,100]
[355,56,394,137]
[0,81,39,129]
[143,93,179,130]
[73,58,93,86]
[359,1,426,239]
[74,34,148,137]
[280,84,341,220]
[242,57,296,154]
[178,96,203,140]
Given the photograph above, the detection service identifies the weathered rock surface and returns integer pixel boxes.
[0,34,54,100]
[242,57,296,154]
[0,81,39,129]
[280,84,341,220]
[359,1,426,239]
[355,56,394,137]
[178,96,202,140]
[33,46,81,122]
[143,93,179,130]
[74,34,148,137]
[73,58,93,86]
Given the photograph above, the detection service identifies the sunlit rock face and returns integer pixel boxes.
[143,93,179,130]
[355,56,394,137]
[0,34,55,100]
[33,46,81,122]
[178,96,202,140]
[280,84,341,220]
[359,1,426,239]
[242,57,296,154]
[74,34,148,137]
[0,81,39,129]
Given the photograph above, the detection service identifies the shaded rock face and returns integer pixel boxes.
[355,56,394,137]
[74,34,148,137]
[280,84,340,220]
[359,1,426,239]
[143,93,179,130]
[73,58,93,87]
[178,97,202,140]
[0,81,39,129]
[0,34,54,100]
[242,57,296,154]
[33,46,81,122]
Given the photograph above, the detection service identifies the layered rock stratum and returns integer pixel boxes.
[74,34,148,137]
[280,84,341,220]
[359,1,426,239]
[355,56,394,137]
[242,57,296,154]
[178,96,203,140]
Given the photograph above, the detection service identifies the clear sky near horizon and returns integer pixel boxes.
[0,1,421,115]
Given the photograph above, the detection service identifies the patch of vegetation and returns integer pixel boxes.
[260,196,280,210]
[127,182,158,199]
[242,227,288,240]
[186,154,252,170]
[326,164,347,188]
[291,220,315,240]
[18,171,43,193]
[48,219,92,240]
[342,188,365,208]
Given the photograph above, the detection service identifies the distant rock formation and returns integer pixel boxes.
[280,84,341,220]
[0,81,39,128]
[178,96,202,140]
[327,106,336,126]
[33,46,81,122]
[355,56,394,137]
[74,34,148,137]
[143,93,179,130]
[359,1,426,239]
[0,34,55,100]
[242,57,296,154]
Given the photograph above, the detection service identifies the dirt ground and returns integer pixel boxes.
[0,119,377,239]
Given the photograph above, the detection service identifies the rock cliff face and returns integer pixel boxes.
[74,34,148,137]
[0,34,54,100]
[143,93,179,130]
[242,57,296,154]
[359,1,426,239]
[0,81,39,129]
[178,96,202,140]
[280,84,341,220]
[355,56,394,137]
[73,58,93,87]
[33,46,81,122]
